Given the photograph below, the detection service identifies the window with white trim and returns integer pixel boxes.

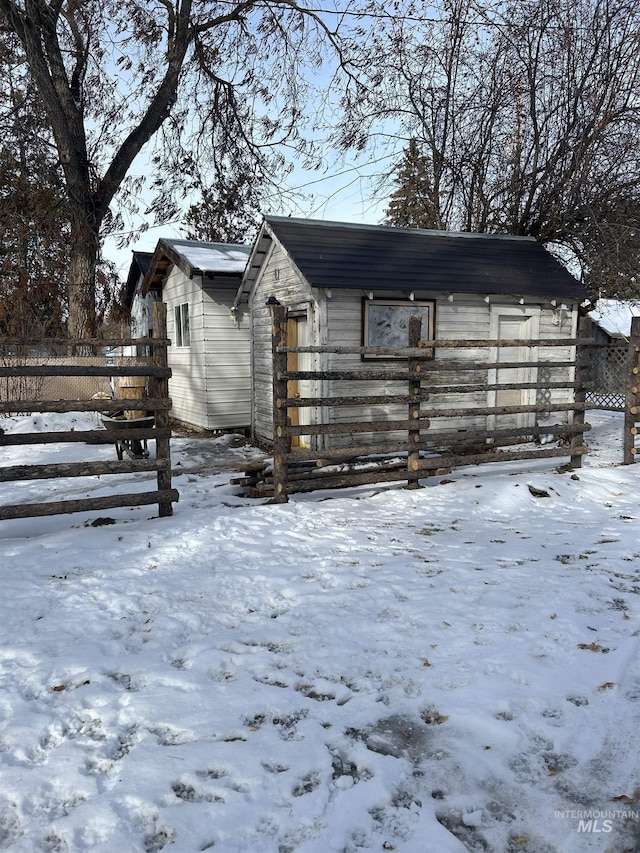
[174,303,190,347]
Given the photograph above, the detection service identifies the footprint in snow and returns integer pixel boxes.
[292,771,321,797]
[0,798,23,847]
[148,723,195,746]
[624,681,640,701]
[171,779,225,803]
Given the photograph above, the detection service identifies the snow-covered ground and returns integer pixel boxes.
[1,411,639,853]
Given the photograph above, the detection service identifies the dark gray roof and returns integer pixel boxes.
[124,251,153,308]
[237,217,586,303]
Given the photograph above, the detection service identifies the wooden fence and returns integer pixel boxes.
[623,316,640,465]
[236,306,595,501]
[0,303,178,521]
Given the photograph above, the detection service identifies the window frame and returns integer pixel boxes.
[361,297,436,359]
[174,303,190,348]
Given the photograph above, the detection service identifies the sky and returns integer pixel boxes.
[103,144,394,283]
[100,2,402,284]
[1,410,640,851]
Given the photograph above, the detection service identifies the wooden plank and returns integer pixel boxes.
[0,489,179,521]
[278,403,589,437]
[277,392,433,409]
[280,423,590,466]
[243,443,592,496]
[0,398,172,414]
[400,401,589,419]
[277,337,595,353]
[0,428,170,447]
[270,304,290,502]
[246,446,589,497]
[280,379,582,408]
[281,368,579,383]
[278,369,420,382]
[624,317,640,464]
[0,458,169,482]
[150,303,174,517]
[407,315,423,490]
[277,419,423,437]
[416,359,577,372]
[0,365,171,378]
[412,445,588,471]
[570,316,590,469]
[271,468,415,493]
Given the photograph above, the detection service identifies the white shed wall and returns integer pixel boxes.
[249,242,318,446]
[248,240,580,448]
[164,268,251,431]
[130,287,158,340]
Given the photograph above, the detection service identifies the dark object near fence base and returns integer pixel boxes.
[101,413,155,459]
[0,302,176,520]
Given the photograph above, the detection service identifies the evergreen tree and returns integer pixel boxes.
[345,0,640,299]
[384,139,442,230]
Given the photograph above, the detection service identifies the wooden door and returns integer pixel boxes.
[286,314,311,449]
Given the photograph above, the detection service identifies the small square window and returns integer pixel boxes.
[362,298,435,358]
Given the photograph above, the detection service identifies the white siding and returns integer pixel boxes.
[163,268,251,431]
[249,239,580,448]
[324,290,492,447]
[249,243,318,446]
[201,279,251,430]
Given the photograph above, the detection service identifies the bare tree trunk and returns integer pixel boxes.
[67,223,98,342]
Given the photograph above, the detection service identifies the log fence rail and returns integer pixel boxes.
[0,303,178,521]
[238,306,597,501]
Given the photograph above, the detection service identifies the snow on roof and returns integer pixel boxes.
[589,298,640,338]
[164,239,250,275]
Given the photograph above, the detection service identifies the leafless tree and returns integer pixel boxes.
[0,0,355,338]
[341,0,640,299]
[0,31,68,338]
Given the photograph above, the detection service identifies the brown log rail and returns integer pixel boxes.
[623,316,640,465]
[0,303,178,521]
[237,306,595,501]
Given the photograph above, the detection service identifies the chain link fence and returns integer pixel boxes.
[0,352,151,416]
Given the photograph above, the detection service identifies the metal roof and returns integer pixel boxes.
[236,217,586,303]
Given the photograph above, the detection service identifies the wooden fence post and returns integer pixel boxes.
[152,302,174,516]
[270,303,290,502]
[407,315,423,489]
[570,314,590,469]
[623,316,640,465]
